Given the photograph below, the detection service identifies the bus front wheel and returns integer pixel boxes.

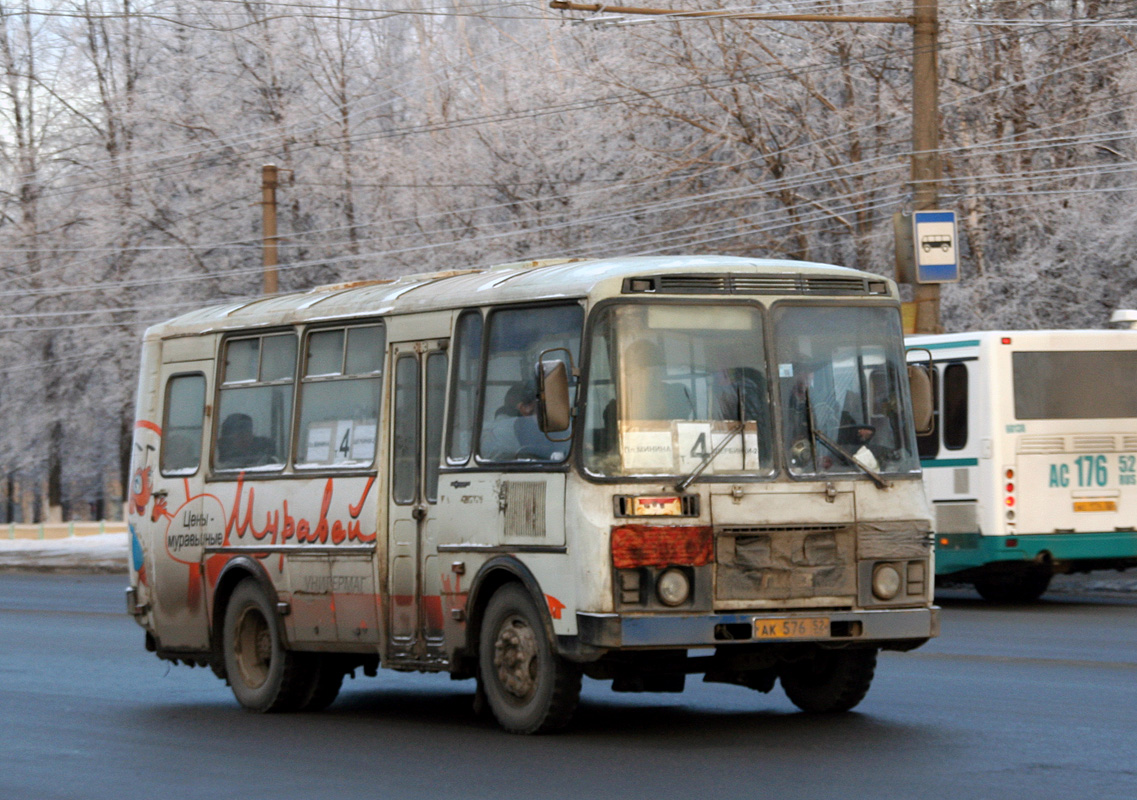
[478,584,581,734]
[222,579,313,713]
[780,647,877,713]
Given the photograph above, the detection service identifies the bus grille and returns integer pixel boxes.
[715,524,855,601]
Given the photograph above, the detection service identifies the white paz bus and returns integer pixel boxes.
[127,255,938,733]
[908,329,1137,602]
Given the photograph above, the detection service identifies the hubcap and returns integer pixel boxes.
[492,614,539,701]
[234,606,272,689]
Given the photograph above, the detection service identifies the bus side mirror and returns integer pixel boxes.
[537,359,572,433]
[908,363,934,436]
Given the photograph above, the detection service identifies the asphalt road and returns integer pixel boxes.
[2,573,1135,800]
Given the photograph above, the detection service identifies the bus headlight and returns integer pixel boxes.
[872,563,902,601]
[656,568,691,607]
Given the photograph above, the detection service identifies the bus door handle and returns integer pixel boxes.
[412,506,427,521]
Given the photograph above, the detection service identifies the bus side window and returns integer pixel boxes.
[446,311,483,465]
[161,374,206,476]
[214,333,297,472]
[424,351,448,502]
[477,304,583,464]
[295,323,385,468]
[942,362,968,450]
[915,366,940,459]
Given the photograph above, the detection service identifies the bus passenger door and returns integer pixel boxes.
[140,360,214,651]
[386,339,449,665]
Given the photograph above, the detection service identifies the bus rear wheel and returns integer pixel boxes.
[222,579,313,713]
[478,584,581,734]
[299,657,345,711]
[974,568,1052,603]
[780,647,877,713]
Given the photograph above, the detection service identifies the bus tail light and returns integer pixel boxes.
[1004,466,1017,524]
[611,525,713,568]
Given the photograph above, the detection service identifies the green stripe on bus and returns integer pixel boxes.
[910,339,981,351]
[921,458,979,468]
[936,530,1137,575]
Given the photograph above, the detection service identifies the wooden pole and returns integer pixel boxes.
[911,0,942,333]
[262,164,279,295]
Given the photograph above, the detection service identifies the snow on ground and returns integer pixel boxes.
[0,533,128,573]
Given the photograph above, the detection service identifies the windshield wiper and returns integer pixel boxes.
[803,389,890,489]
[675,421,744,493]
[675,384,747,493]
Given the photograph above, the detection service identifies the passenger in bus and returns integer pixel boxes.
[483,384,560,461]
[217,412,276,467]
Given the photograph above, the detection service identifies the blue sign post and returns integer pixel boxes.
[913,210,958,283]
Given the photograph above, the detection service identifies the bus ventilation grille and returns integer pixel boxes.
[718,523,846,535]
[625,274,883,296]
[1071,435,1118,453]
[502,481,546,538]
[1017,435,1065,454]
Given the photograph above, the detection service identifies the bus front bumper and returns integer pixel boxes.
[576,607,939,649]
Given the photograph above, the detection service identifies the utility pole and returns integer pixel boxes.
[262,163,279,295]
[550,0,943,331]
[910,0,942,333]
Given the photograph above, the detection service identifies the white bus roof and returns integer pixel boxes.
[145,255,894,340]
[908,329,1137,352]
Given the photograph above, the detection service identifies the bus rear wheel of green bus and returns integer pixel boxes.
[478,584,581,734]
[780,647,878,713]
[974,567,1052,604]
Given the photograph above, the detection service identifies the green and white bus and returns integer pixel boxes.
[908,329,1137,602]
[126,255,938,733]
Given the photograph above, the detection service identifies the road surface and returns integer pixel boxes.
[2,573,1134,799]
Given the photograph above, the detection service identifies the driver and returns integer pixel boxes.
[483,384,559,461]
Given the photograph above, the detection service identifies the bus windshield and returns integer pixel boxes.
[582,301,919,480]
[583,303,775,478]
[775,304,919,478]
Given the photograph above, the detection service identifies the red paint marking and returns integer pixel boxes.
[545,595,566,620]
[205,554,230,588]
[186,562,202,611]
[423,595,444,632]
[348,476,376,517]
[135,420,162,436]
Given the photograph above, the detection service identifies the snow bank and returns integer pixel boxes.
[0,533,128,572]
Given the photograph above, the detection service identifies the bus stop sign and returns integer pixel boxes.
[913,210,958,283]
